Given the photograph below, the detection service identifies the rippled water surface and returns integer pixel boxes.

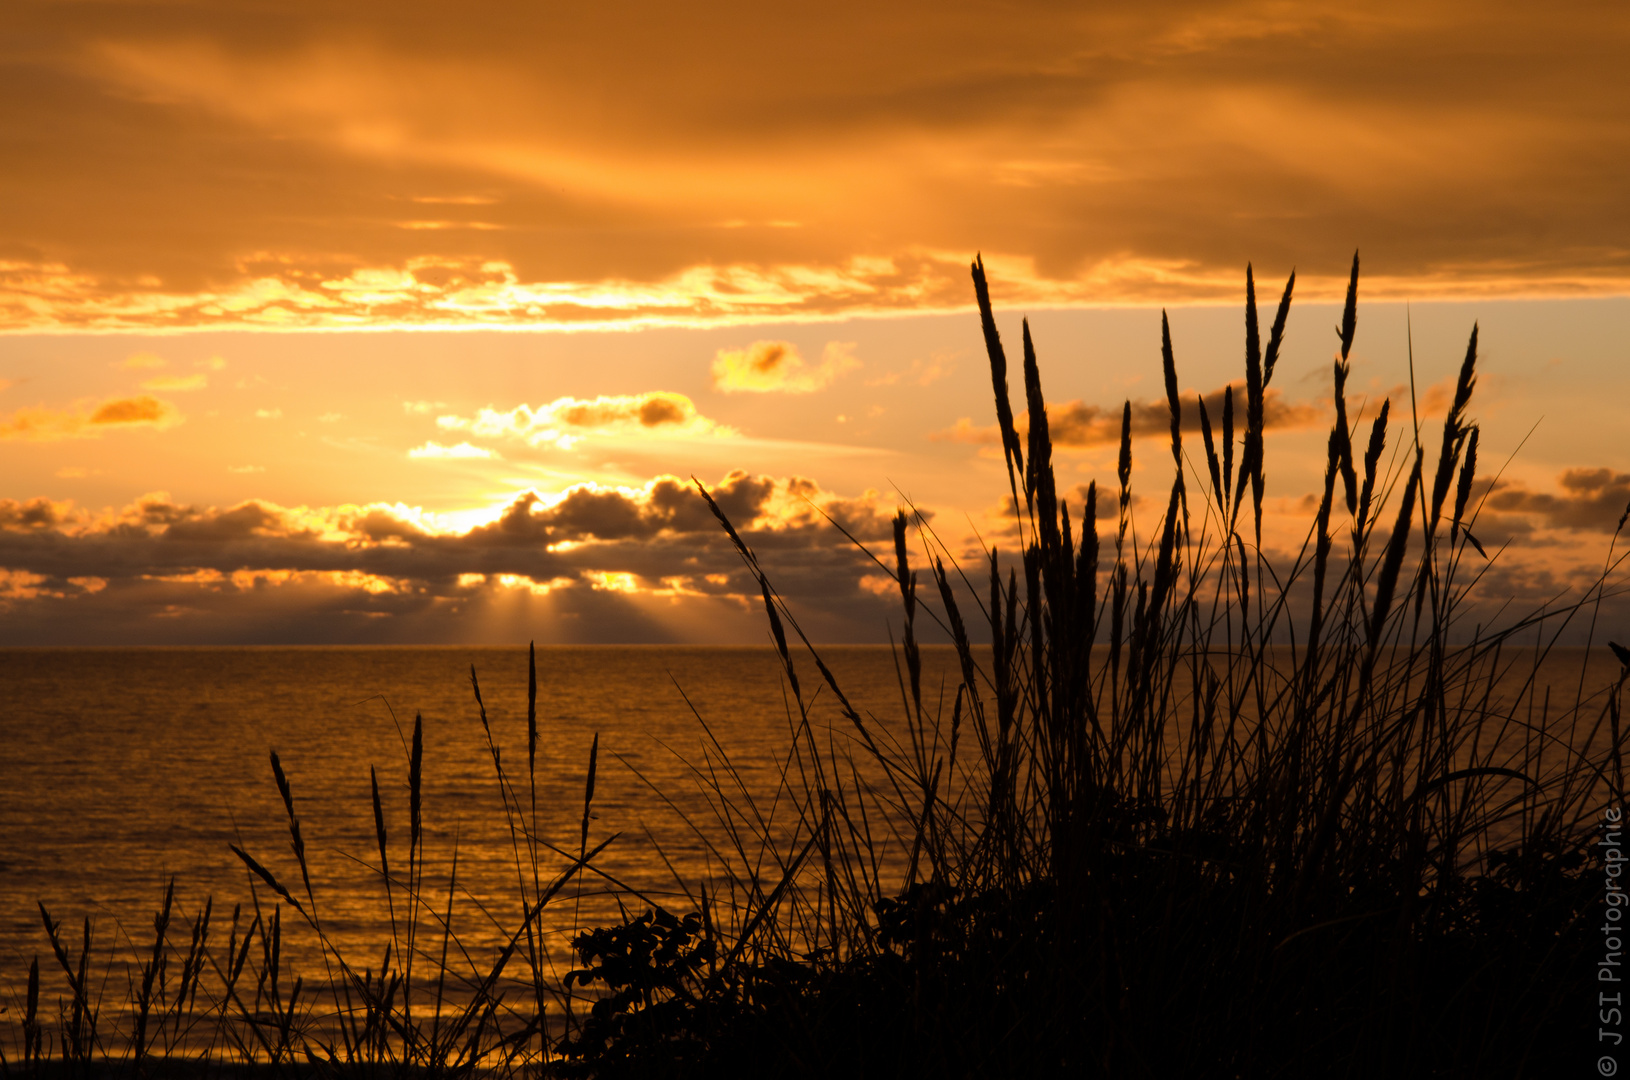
[1,643,1620,1000]
[0,645,964,984]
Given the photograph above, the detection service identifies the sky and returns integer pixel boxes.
[2,0,1628,645]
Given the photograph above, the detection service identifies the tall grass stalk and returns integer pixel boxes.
[561,255,1619,1078]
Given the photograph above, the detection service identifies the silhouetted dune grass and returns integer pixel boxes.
[5,256,1622,1078]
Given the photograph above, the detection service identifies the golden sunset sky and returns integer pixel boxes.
[2,0,1628,643]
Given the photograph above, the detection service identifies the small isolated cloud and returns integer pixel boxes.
[931,383,1326,448]
[141,374,208,392]
[318,412,343,422]
[867,354,955,388]
[56,466,100,478]
[436,391,727,450]
[711,341,860,394]
[228,465,265,474]
[932,417,998,445]
[0,395,182,441]
[255,408,282,419]
[119,352,168,370]
[409,441,496,460]
[403,400,447,414]
[197,357,228,371]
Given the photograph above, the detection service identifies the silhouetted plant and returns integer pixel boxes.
[570,253,1617,1079]
[554,909,713,1079]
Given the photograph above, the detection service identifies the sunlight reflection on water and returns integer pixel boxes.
[0,643,1618,1012]
[0,645,960,985]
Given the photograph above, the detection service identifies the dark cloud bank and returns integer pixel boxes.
[5,460,1630,644]
[0,472,929,645]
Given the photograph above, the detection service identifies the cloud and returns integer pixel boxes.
[141,373,208,391]
[932,383,1327,447]
[1,463,1624,644]
[91,397,170,425]
[119,352,168,370]
[409,441,496,459]
[0,497,81,531]
[1049,386,1326,447]
[931,417,1000,446]
[1,5,1628,330]
[712,341,860,394]
[435,391,727,449]
[0,394,182,440]
[867,354,955,388]
[403,400,448,414]
[255,408,282,419]
[0,472,921,643]
[1483,468,1630,533]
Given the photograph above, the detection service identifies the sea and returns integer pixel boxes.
[0,645,965,1004]
[0,643,1622,1037]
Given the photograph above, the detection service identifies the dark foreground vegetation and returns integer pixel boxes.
[4,257,1621,1078]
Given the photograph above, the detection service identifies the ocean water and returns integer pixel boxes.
[0,645,962,994]
[0,642,1622,1027]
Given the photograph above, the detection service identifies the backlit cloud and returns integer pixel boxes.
[1482,469,1630,533]
[712,341,860,394]
[867,354,955,388]
[0,460,1623,644]
[0,395,182,441]
[435,391,728,449]
[0,472,915,643]
[140,374,208,392]
[409,441,497,460]
[0,497,81,530]
[1,3,1626,329]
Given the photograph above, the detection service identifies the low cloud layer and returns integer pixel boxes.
[1483,469,1630,533]
[0,472,917,644]
[7,455,1630,642]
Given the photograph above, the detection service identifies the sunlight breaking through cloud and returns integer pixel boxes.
[7,252,1619,332]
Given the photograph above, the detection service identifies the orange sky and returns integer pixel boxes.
[2,0,1628,643]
